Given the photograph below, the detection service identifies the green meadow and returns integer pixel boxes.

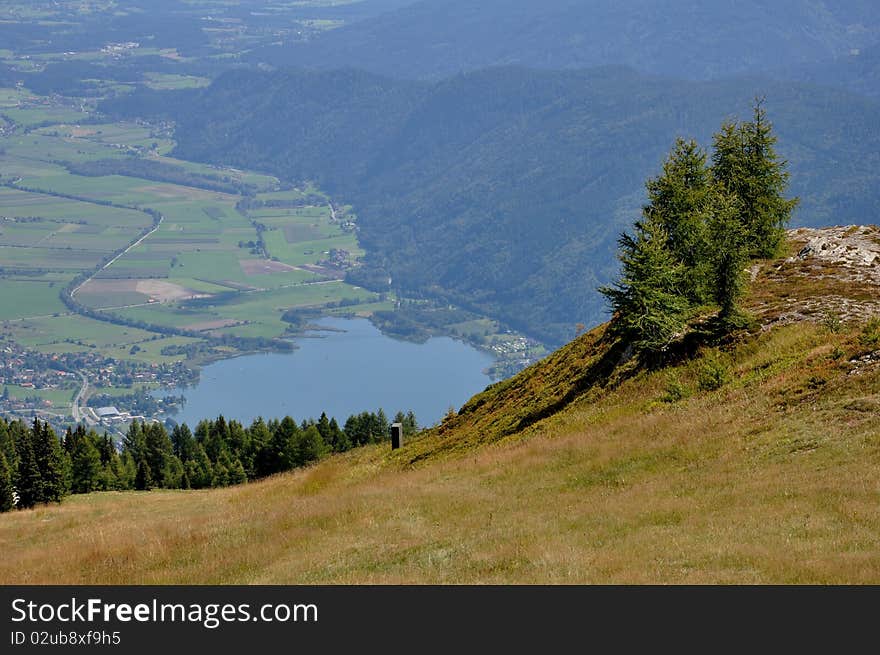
[0,93,385,397]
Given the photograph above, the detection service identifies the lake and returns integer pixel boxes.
[159,317,496,428]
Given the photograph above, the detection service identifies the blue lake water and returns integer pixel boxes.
[159,317,496,428]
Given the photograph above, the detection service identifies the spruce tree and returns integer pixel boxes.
[15,426,41,509]
[143,423,175,488]
[316,412,332,441]
[122,420,145,463]
[707,188,750,327]
[171,423,195,461]
[228,458,247,485]
[70,435,101,494]
[0,418,17,475]
[274,416,301,471]
[189,443,214,489]
[213,460,230,487]
[327,417,350,452]
[742,99,799,256]
[712,99,798,258]
[119,451,137,490]
[0,451,15,512]
[600,216,689,354]
[644,138,712,301]
[294,425,327,466]
[135,459,153,491]
[404,411,418,436]
[376,408,390,442]
[248,418,272,478]
[33,420,67,503]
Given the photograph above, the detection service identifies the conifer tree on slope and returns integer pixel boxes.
[15,426,41,509]
[644,137,712,302]
[32,420,67,503]
[71,435,102,494]
[712,98,798,258]
[0,418,17,472]
[706,188,750,327]
[135,458,153,491]
[600,215,688,354]
[0,451,15,513]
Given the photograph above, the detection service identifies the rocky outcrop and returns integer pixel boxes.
[748,225,880,327]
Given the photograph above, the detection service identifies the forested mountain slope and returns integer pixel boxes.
[248,0,880,80]
[779,44,880,99]
[103,67,880,344]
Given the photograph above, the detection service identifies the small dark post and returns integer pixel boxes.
[391,422,403,450]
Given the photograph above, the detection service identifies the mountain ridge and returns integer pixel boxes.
[248,0,880,81]
[102,66,880,344]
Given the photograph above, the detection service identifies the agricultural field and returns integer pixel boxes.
[143,73,211,91]
[1,89,386,420]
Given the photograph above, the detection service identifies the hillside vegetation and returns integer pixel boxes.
[2,228,879,584]
[250,0,880,81]
[103,67,880,344]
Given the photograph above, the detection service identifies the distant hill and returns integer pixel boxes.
[778,44,880,99]
[248,0,880,80]
[103,66,880,345]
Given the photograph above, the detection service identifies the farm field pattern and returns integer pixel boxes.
[0,94,383,418]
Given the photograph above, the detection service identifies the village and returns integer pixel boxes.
[0,337,195,432]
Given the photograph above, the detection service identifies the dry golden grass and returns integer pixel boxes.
[2,318,879,584]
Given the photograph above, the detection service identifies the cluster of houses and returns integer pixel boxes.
[100,42,140,56]
[0,346,78,394]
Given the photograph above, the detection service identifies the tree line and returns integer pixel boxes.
[600,100,798,355]
[0,408,418,511]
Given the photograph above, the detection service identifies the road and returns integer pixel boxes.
[71,372,90,425]
[71,215,164,298]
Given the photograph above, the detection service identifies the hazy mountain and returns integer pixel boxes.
[778,44,880,99]
[103,66,880,344]
[249,0,880,80]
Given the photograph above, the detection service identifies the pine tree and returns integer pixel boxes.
[213,460,229,487]
[0,418,17,474]
[327,417,350,452]
[118,451,137,490]
[707,188,750,327]
[712,99,798,258]
[376,408,390,441]
[32,420,67,503]
[228,458,247,485]
[248,417,273,478]
[316,412,332,441]
[70,435,102,494]
[742,99,799,256]
[170,423,195,461]
[600,216,689,354]
[644,138,712,301]
[122,420,145,462]
[135,459,153,491]
[15,426,41,509]
[294,425,326,467]
[0,451,15,512]
[143,423,175,488]
[188,443,214,489]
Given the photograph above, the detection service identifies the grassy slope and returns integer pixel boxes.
[1,235,879,584]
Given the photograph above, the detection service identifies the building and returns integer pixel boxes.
[96,406,121,420]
